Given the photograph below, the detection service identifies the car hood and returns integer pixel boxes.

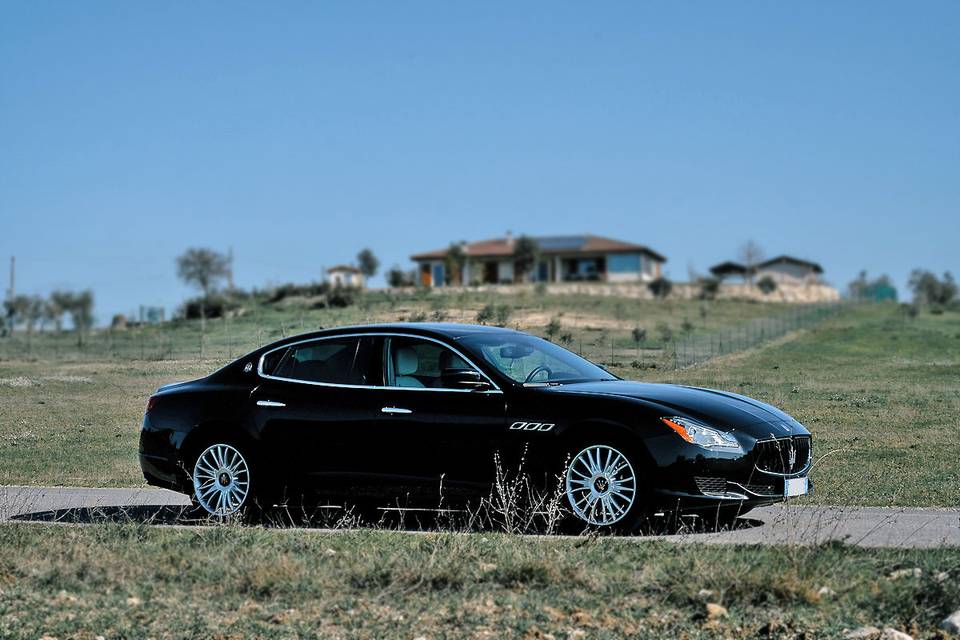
[541,380,808,437]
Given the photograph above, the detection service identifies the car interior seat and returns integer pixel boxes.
[394,346,424,387]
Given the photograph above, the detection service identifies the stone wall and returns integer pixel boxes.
[393,281,841,303]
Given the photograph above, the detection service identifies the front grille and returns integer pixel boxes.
[694,476,727,495]
[753,436,811,475]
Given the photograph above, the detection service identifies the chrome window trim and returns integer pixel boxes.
[257,332,503,394]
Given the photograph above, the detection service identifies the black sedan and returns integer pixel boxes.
[140,323,812,529]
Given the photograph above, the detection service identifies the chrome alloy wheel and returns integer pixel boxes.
[192,443,251,516]
[565,445,637,526]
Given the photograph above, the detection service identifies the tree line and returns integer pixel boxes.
[174,246,381,320]
[1,290,94,344]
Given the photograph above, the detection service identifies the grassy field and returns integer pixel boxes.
[0,293,809,487]
[1,294,958,508]
[1,522,958,639]
[1,297,958,639]
[0,290,797,364]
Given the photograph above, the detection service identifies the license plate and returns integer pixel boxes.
[785,476,808,497]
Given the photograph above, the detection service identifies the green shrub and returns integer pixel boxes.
[648,277,673,299]
[545,317,562,341]
[494,305,512,327]
[180,295,242,320]
[757,276,778,294]
[698,277,720,300]
[476,303,495,325]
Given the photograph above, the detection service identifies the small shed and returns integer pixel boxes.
[327,265,364,288]
[755,256,824,285]
[709,261,749,281]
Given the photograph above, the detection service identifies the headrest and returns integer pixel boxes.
[439,349,469,371]
[395,346,419,376]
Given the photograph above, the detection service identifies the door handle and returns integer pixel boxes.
[381,406,413,415]
[256,400,286,408]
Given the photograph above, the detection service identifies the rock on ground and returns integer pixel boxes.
[942,609,960,634]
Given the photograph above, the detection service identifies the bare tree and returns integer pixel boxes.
[48,290,73,333]
[738,240,765,284]
[176,248,230,298]
[909,269,957,306]
[68,290,94,346]
[24,295,43,334]
[40,297,59,332]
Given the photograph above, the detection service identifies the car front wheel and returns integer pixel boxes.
[564,443,642,530]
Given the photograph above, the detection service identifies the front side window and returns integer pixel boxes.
[267,336,380,386]
[385,336,477,389]
[458,333,617,385]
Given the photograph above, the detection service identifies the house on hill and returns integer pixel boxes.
[327,265,364,288]
[709,255,824,285]
[411,233,666,287]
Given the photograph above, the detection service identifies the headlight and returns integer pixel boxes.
[661,416,744,452]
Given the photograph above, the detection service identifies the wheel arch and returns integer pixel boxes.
[555,418,657,471]
[179,420,258,470]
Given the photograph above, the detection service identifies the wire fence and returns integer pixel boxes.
[584,302,845,372]
[669,301,843,370]
[0,302,847,371]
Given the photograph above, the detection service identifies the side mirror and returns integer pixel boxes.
[442,368,492,391]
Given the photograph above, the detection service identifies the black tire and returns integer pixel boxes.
[559,439,651,534]
[186,438,266,523]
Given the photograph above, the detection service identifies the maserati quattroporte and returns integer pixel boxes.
[139,323,812,528]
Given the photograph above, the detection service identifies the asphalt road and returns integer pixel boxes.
[1,485,957,548]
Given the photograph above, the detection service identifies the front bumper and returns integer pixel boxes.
[646,432,813,509]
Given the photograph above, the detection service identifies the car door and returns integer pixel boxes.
[375,335,508,502]
[250,334,384,495]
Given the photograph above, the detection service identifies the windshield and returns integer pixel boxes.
[457,333,617,385]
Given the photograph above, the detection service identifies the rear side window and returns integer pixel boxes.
[266,336,381,386]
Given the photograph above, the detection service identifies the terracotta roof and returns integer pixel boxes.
[411,235,666,262]
[327,264,362,274]
[756,255,824,274]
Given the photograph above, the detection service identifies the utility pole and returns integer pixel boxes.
[6,256,14,301]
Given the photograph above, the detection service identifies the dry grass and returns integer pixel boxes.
[0,522,958,639]
[1,299,957,510]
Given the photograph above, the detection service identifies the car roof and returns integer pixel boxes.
[268,322,521,347]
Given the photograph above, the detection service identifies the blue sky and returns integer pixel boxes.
[2,2,957,321]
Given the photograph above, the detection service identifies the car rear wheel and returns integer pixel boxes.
[191,442,253,518]
[564,443,641,530]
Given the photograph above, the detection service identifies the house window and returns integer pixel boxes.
[432,263,445,286]
[608,253,641,274]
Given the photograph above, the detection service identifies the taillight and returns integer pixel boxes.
[146,395,159,413]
